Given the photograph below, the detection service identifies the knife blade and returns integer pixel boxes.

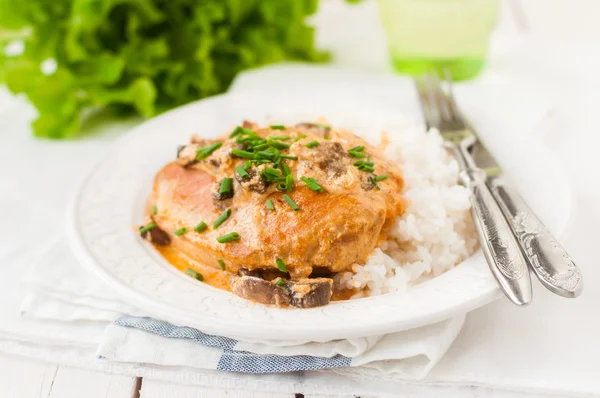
[466,134,583,298]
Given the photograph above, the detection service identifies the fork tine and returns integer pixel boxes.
[426,71,452,123]
[413,75,437,130]
[442,68,464,124]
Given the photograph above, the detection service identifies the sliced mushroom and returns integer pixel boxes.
[311,141,348,177]
[289,278,333,308]
[140,223,170,246]
[360,173,376,191]
[234,167,269,194]
[230,275,291,307]
[176,144,199,168]
[230,273,333,308]
[239,268,288,281]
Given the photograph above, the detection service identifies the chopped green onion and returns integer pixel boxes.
[231,149,256,159]
[270,135,290,141]
[282,194,300,211]
[285,174,294,193]
[300,176,323,193]
[262,167,285,183]
[186,268,204,281]
[280,155,298,160]
[213,208,232,229]
[216,232,240,243]
[369,176,381,190]
[280,163,291,176]
[294,134,307,142]
[348,145,366,158]
[354,160,374,167]
[219,177,233,194]
[174,227,188,236]
[268,140,290,150]
[231,126,255,138]
[229,126,243,138]
[266,199,274,210]
[139,223,156,234]
[251,143,269,151]
[276,258,288,272]
[151,205,157,215]
[275,279,286,287]
[194,221,207,232]
[270,125,286,130]
[354,160,375,172]
[257,149,280,161]
[349,150,366,158]
[196,142,222,160]
[305,141,320,148]
[375,174,389,182]
[218,259,226,271]
[236,166,249,178]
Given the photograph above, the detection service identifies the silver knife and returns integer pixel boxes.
[470,142,583,298]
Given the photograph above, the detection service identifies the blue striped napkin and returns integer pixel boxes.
[97,314,465,378]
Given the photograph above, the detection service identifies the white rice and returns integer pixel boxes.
[333,127,478,298]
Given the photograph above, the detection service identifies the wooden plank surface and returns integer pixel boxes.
[0,353,57,398]
[48,367,138,398]
[139,379,293,398]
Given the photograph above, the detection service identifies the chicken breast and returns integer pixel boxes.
[142,122,405,307]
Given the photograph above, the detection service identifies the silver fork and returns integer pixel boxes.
[414,73,533,306]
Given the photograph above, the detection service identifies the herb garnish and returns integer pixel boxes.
[282,194,300,211]
[270,125,286,130]
[369,176,381,190]
[186,268,204,281]
[218,259,226,271]
[354,160,375,173]
[348,145,366,158]
[305,141,320,148]
[275,279,286,287]
[276,258,288,272]
[196,142,222,160]
[266,199,275,210]
[294,134,307,142]
[151,205,157,215]
[194,221,208,232]
[219,177,233,194]
[216,232,241,243]
[236,166,249,178]
[231,149,256,159]
[139,223,156,234]
[174,227,188,236]
[213,208,232,229]
[300,176,323,192]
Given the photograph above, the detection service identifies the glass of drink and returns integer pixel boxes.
[377,0,500,80]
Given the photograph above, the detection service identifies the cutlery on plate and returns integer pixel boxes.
[414,73,533,306]
[467,114,582,298]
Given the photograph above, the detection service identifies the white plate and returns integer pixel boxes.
[68,83,571,342]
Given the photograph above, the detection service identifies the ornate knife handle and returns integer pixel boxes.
[488,176,582,298]
[460,169,533,306]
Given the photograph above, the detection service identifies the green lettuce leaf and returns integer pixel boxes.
[0,0,327,139]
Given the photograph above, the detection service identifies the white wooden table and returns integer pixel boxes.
[2,0,599,397]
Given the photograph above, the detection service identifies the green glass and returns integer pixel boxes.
[377,0,500,81]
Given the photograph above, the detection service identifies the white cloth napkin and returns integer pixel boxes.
[21,237,465,379]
